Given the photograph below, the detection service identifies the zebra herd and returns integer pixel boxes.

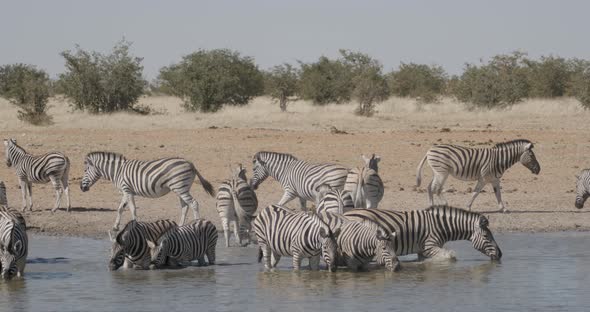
[1,136,590,279]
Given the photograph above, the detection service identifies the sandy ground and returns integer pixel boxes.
[1,95,589,239]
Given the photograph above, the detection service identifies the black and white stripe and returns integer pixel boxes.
[216,164,258,247]
[250,151,349,211]
[0,181,7,209]
[315,184,354,214]
[575,169,590,209]
[344,205,502,261]
[253,204,340,271]
[344,154,384,209]
[4,138,71,212]
[416,139,540,212]
[0,209,28,279]
[108,219,177,271]
[147,219,217,268]
[80,152,214,230]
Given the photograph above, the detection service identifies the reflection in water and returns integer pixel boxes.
[0,233,589,312]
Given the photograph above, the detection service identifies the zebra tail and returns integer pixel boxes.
[354,168,364,208]
[232,190,250,230]
[416,154,427,187]
[193,167,215,197]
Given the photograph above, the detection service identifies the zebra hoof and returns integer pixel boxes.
[500,208,510,213]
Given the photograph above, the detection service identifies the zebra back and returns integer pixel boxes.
[344,166,384,209]
[315,184,354,214]
[217,165,258,225]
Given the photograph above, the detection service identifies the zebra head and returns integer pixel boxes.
[80,155,101,192]
[375,229,400,272]
[147,237,168,269]
[319,226,341,272]
[575,172,589,209]
[3,138,18,168]
[0,240,22,280]
[233,163,248,182]
[471,216,502,261]
[250,153,269,190]
[520,143,540,175]
[362,154,380,172]
[108,223,134,271]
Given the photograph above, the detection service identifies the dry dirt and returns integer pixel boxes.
[1,96,589,239]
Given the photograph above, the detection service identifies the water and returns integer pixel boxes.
[0,232,589,312]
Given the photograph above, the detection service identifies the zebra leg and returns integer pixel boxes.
[113,195,130,231]
[178,197,189,226]
[292,253,303,271]
[427,180,434,206]
[19,180,27,212]
[277,192,297,207]
[62,174,71,212]
[50,176,63,213]
[466,179,486,211]
[26,182,33,211]
[231,220,241,247]
[206,245,216,265]
[259,243,272,269]
[309,255,320,271]
[222,218,230,247]
[128,195,138,220]
[492,180,508,213]
[423,240,457,261]
[431,173,449,205]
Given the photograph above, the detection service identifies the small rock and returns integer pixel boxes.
[399,187,404,191]
[440,128,451,133]
[159,145,165,148]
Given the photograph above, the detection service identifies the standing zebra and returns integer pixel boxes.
[250,151,349,211]
[315,184,354,214]
[416,139,540,212]
[147,219,218,268]
[253,204,340,271]
[344,205,502,261]
[344,154,384,209]
[575,169,590,209]
[0,209,28,279]
[0,181,7,209]
[4,138,71,212]
[108,219,177,271]
[319,211,399,272]
[80,152,214,230]
[216,164,258,247]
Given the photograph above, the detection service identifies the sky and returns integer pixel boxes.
[1,0,589,80]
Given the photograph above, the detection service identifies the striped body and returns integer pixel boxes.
[216,165,258,247]
[319,212,399,272]
[575,169,590,209]
[109,219,177,271]
[250,151,349,210]
[148,219,218,268]
[254,204,340,271]
[4,139,71,212]
[80,152,214,230]
[344,154,384,209]
[416,139,540,212]
[0,209,28,279]
[315,184,354,214]
[344,206,502,261]
[0,181,6,208]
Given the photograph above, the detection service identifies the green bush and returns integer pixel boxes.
[567,59,590,108]
[525,56,571,97]
[298,56,353,105]
[388,63,447,103]
[264,63,299,112]
[0,64,52,125]
[59,40,146,113]
[158,49,264,113]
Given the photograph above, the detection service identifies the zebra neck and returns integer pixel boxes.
[429,211,474,244]
[266,157,295,182]
[98,159,125,182]
[8,147,29,165]
[491,145,523,176]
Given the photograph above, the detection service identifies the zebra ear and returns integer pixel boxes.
[525,143,533,150]
[361,154,370,164]
[319,227,328,238]
[3,139,9,146]
[332,227,341,238]
[13,240,22,253]
[376,229,388,241]
[146,240,156,249]
[373,154,381,163]
[480,216,489,228]
[575,174,580,180]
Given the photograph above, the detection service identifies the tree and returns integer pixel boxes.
[0,64,52,125]
[388,63,447,103]
[59,40,146,113]
[567,59,590,109]
[525,56,571,98]
[298,56,353,105]
[158,49,264,112]
[264,63,299,112]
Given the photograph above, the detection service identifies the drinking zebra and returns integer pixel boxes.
[80,152,214,230]
[147,219,218,268]
[253,204,340,271]
[0,209,28,279]
[344,205,502,261]
[344,154,384,209]
[315,184,354,214]
[108,219,177,271]
[4,138,71,212]
[0,181,7,208]
[216,164,258,247]
[416,139,540,212]
[575,169,590,209]
[250,151,349,211]
[319,211,399,272]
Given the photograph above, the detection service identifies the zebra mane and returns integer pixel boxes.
[255,151,298,162]
[86,151,127,161]
[425,205,484,224]
[494,139,532,149]
[6,139,26,154]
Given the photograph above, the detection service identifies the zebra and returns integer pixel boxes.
[344,205,502,261]
[314,184,354,214]
[108,219,177,271]
[4,138,71,212]
[253,204,340,272]
[575,169,590,209]
[0,180,7,209]
[416,139,540,213]
[216,164,258,247]
[147,219,218,268]
[344,154,384,209]
[80,152,214,231]
[250,151,349,211]
[319,211,399,272]
[0,209,28,279]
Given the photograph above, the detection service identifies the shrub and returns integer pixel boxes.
[158,49,264,113]
[59,40,146,113]
[567,59,590,108]
[264,63,299,112]
[525,56,571,98]
[0,64,52,125]
[298,56,353,105]
[388,63,447,103]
